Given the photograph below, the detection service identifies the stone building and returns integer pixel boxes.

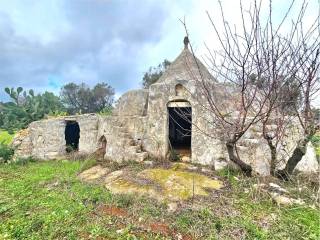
[12,41,318,176]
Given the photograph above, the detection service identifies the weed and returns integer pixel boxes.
[13,156,37,165]
[114,193,135,208]
[79,158,97,172]
[169,149,180,162]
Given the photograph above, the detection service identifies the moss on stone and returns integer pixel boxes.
[106,178,157,198]
[140,168,222,201]
[105,166,223,202]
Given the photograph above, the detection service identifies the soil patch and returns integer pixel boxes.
[96,204,128,217]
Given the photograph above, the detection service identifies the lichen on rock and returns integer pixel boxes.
[101,165,223,202]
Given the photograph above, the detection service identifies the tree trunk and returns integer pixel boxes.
[226,142,252,176]
[276,138,308,180]
[266,138,277,176]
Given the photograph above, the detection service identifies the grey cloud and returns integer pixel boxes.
[0,0,168,100]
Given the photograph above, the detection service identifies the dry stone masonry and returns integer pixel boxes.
[12,44,318,176]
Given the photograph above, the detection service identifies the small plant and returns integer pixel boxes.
[79,158,97,172]
[13,156,36,165]
[66,144,76,153]
[217,164,241,178]
[0,142,15,163]
[114,194,134,208]
[170,149,180,162]
[99,106,113,116]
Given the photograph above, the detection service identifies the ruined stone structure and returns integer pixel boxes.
[12,42,318,176]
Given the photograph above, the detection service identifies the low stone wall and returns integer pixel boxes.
[12,114,100,160]
[11,113,318,176]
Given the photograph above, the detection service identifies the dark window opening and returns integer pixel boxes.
[168,107,192,157]
[65,121,80,152]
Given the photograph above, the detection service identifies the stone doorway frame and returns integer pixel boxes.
[166,100,192,160]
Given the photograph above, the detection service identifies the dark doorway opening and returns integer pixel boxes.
[168,107,192,158]
[65,121,80,152]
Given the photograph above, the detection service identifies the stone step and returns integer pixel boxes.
[123,138,136,146]
[135,152,148,162]
[118,132,132,138]
[127,145,141,154]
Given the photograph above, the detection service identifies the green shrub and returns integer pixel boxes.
[0,142,15,163]
[0,130,14,144]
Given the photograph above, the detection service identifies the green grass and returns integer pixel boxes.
[0,130,14,145]
[0,160,319,239]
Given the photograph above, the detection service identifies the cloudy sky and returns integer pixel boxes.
[0,0,319,104]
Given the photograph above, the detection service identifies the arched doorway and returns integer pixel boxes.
[167,101,192,160]
[65,121,80,152]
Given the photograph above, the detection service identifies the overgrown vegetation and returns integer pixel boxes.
[0,160,319,239]
[0,82,115,132]
[0,88,66,133]
[0,130,14,145]
[60,82,114,114]
[0,130,15,163]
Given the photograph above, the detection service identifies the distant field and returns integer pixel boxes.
[0,130,14,145]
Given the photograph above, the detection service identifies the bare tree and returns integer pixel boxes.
[180,0,319,176]
[276,33,320,179]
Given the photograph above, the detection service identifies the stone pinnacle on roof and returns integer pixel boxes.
[155,37,214,84]
[183,36,189,49]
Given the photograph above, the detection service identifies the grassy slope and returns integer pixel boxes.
[0,130,14,145]
[0,160,319,240]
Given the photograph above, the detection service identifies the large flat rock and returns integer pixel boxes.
[81,164,223,202]
[78,165,110,183]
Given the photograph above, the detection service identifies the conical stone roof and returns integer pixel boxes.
[156,47,213,84]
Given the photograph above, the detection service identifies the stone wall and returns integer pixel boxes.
[76,114,99,154]
[11,84,318,176]
[144,78,318,175]
[12,114,100,160]
[29,118,65,159]
[10,45,319,175]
